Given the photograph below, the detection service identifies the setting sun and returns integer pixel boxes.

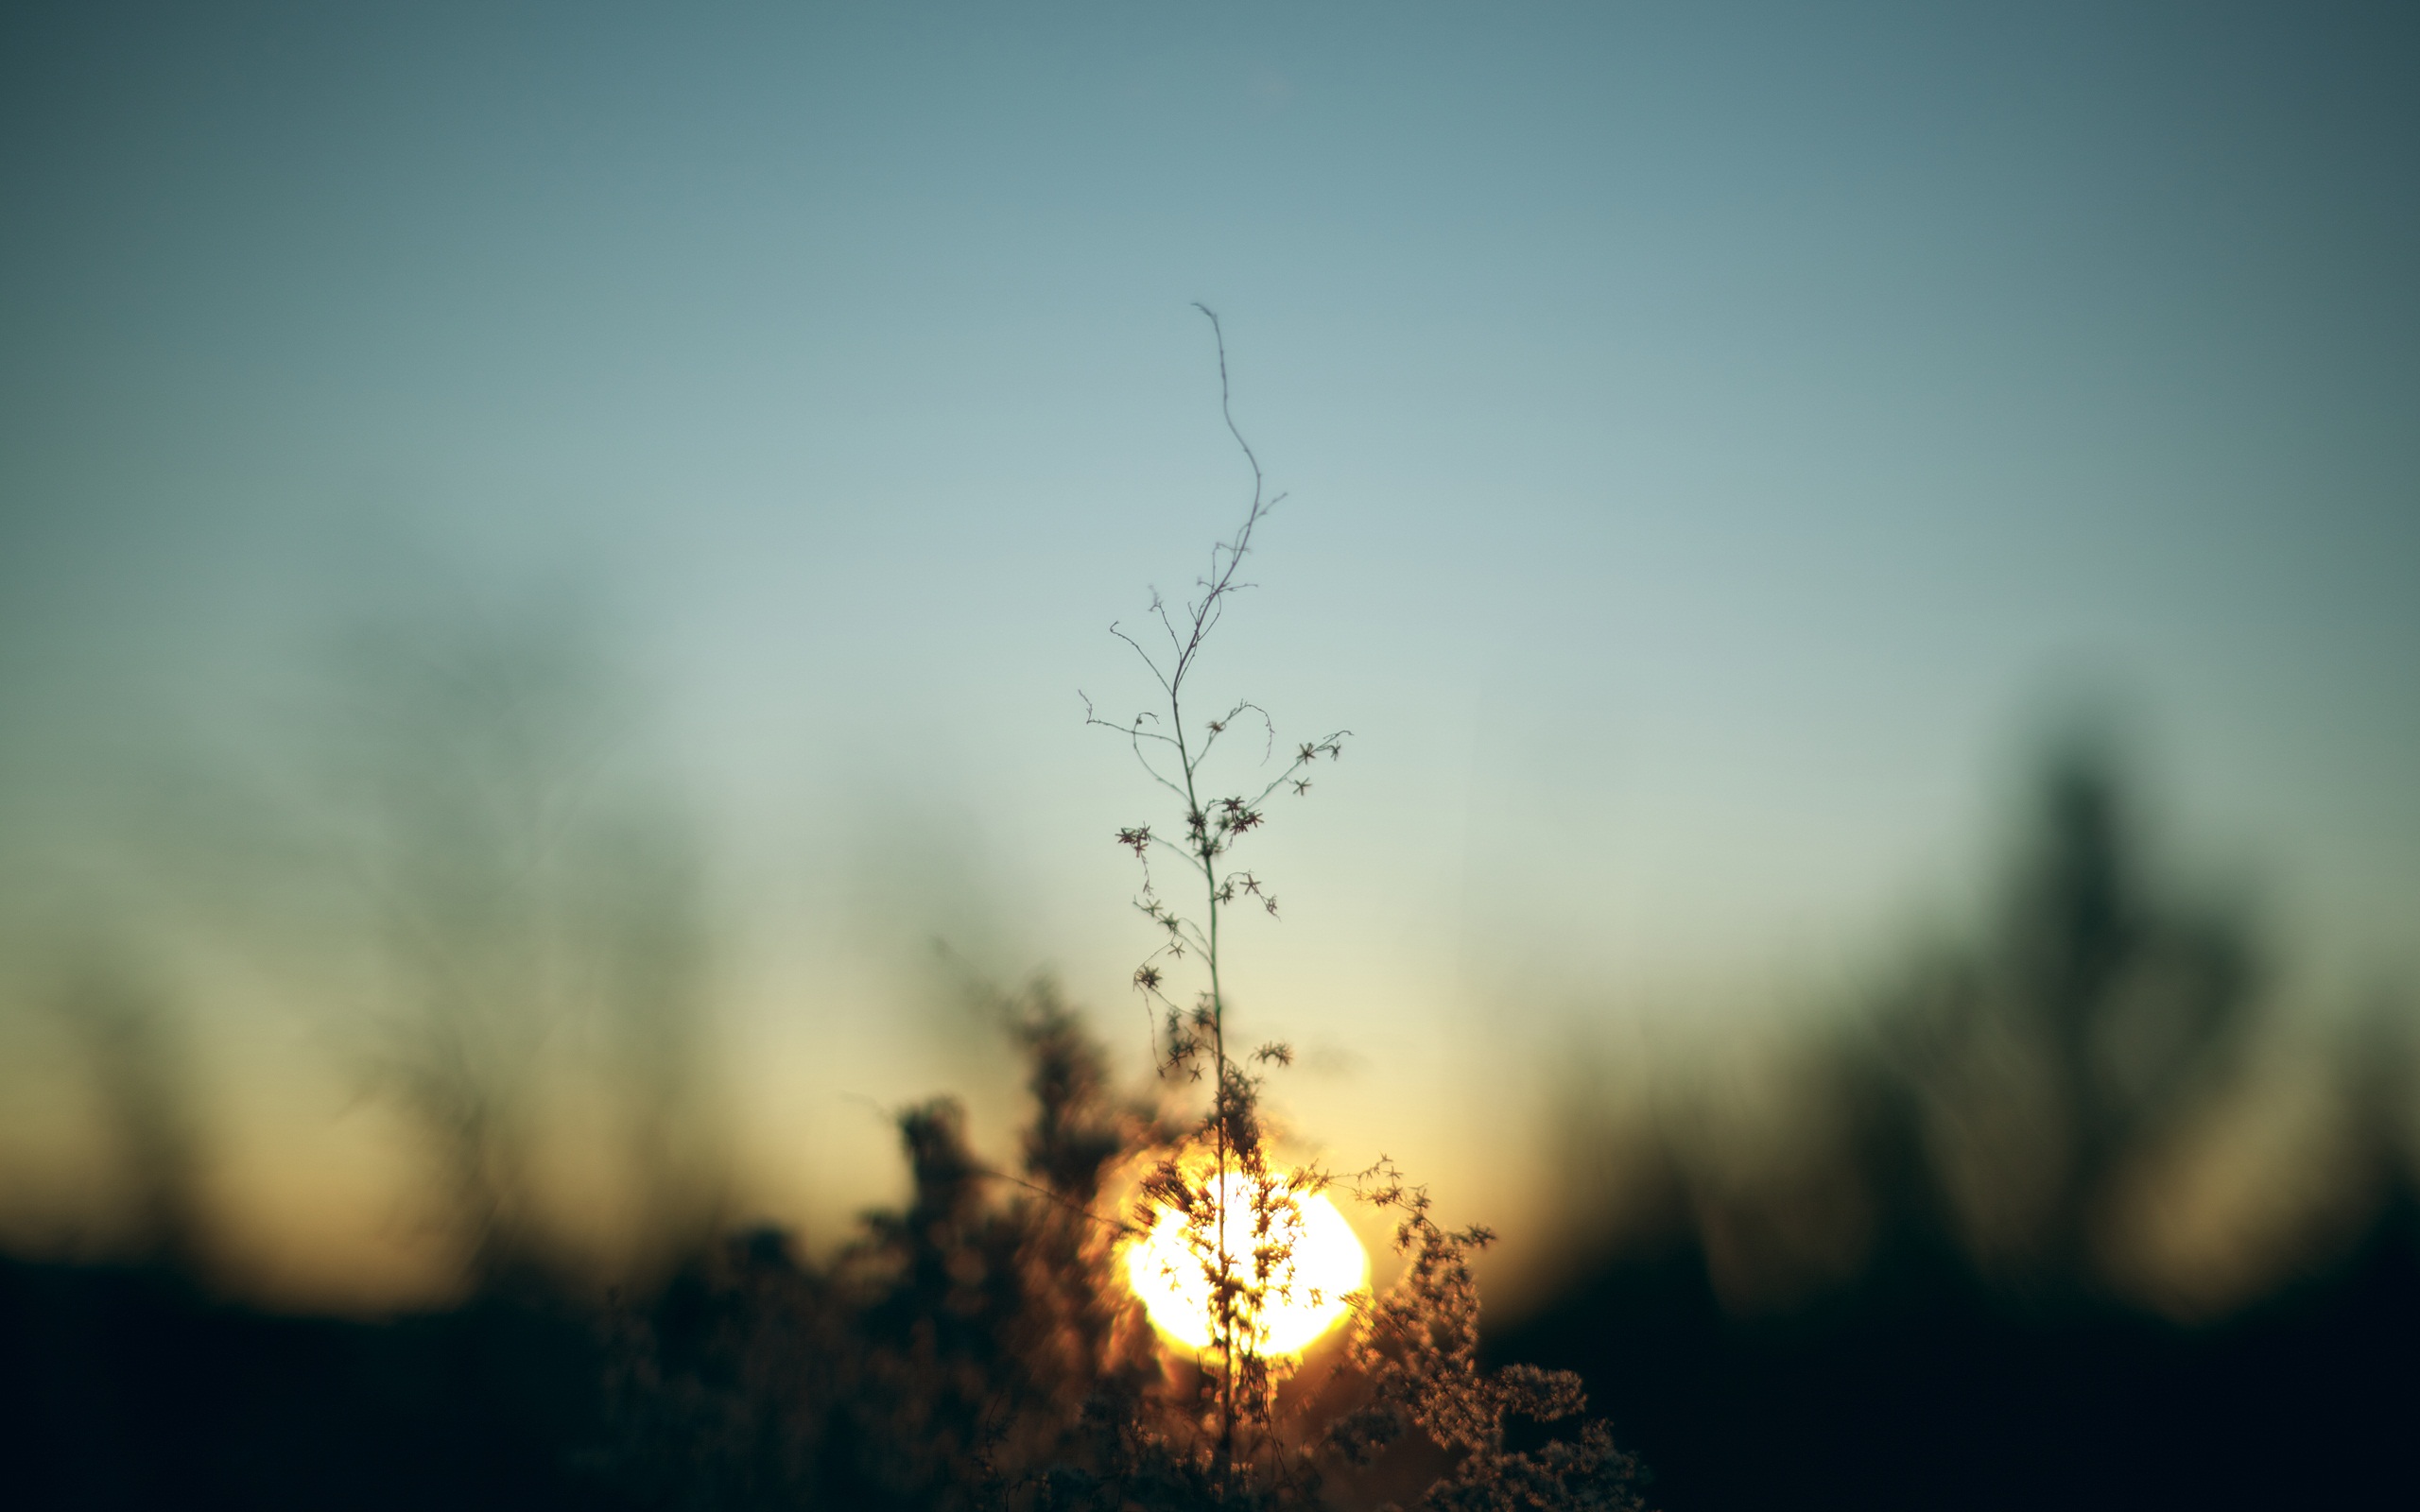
[1124,1165,1370,1357]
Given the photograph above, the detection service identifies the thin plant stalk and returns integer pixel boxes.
[1085,304,1345,1480]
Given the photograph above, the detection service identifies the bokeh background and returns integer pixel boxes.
[3,3,2415,1506]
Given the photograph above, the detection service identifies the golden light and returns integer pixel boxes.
[1124,1164,1369,1358]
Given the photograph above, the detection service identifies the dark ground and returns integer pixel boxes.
[1491,1196,2420,1511]
[0,1260,599,1512]
[5,1206,2414,1510]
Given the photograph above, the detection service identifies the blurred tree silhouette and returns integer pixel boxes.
[51,949,209,1275]
[1856,738,2261,1286]
[1540,733,2337,1315]
[1507,737,2417,1512]
[325,601,726,1294]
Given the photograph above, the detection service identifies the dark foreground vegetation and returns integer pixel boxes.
[0,1258,597,1511]
[1495,1196,2420,1510]
[4,1152,2414,1510]
[1,995,1649,1512]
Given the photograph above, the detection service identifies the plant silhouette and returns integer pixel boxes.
[1082,302,1349,1477]
[594,310,1654,1511]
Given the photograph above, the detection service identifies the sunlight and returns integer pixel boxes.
[1124,1164,1369,1357]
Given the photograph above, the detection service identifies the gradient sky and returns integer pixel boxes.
[3,2,2415,1303]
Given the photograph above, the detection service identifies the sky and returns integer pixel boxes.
[2,1,2414,1306]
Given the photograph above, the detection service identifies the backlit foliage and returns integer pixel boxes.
[594,312,1652,1510]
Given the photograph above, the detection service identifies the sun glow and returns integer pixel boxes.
[1124,1164,1369,1358]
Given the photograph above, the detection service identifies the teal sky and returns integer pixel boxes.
[3,2,2414,1301]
